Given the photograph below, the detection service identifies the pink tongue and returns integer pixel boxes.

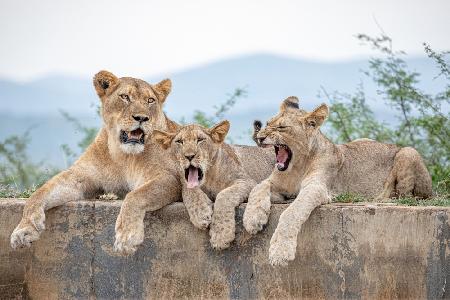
[276,147,288,168]
[187,167,199,188]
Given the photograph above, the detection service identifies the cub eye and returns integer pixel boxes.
[147,97,156,104]
[175,139,183,145]
[278,126,287,129]
[197,137,205,144]
[119,94,130,101]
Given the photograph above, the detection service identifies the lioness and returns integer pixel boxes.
[10,71,181,255]
[243,96,432,266]
[153,121,271,249]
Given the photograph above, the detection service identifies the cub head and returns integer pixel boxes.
[254,96,328,171]
[153,121,230,188]
[93,70,172,154]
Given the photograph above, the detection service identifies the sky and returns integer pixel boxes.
[0,0,449,82]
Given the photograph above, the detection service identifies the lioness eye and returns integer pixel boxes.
[147,97,156,104]
[119,94,130,101]
[278,126,287,129]
[175,139,183,145]
[197,137,205,144]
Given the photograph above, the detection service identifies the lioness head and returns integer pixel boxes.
[153,121,230,188]
[93,70,172,154]
[254,96,328,171]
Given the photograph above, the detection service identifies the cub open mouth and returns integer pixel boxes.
[274,144,292,171]
[184,165,204,188]
[120,128,145,145]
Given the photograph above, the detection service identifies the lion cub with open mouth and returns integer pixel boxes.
[153,121,257,250]
[244,96,432,266]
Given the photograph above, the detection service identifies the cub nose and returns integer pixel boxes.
[133,115,149,123]
[185,155,195,161]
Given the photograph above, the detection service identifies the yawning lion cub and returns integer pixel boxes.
[244,96,432,266]
[153,121,271,249]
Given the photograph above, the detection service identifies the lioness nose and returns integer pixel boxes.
[258,137,266,144]
[185,155,195,161]
[133,115,149,123]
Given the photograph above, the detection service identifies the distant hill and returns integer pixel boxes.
[0,54,446,167]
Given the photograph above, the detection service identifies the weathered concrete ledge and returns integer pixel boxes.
[0,199,449,299]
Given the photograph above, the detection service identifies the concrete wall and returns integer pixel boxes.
[0,199,449,299]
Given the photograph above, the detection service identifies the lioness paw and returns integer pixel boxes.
[10,224,41,249]
[243,207,269,234]
[268,237,297,266]
[10,209,45,249]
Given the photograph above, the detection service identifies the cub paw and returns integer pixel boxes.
[189,202,213,230]
[243,207,269,235]
[268,236,297,266]
[114,223,144,256]
[210,225,234,250]
[10,209,45,249]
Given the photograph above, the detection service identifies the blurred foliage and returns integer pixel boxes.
[59,110,98,167]
[0,131,57,191]
[191,87,247,128]
[184,87,247,143]
[321,33,450,196]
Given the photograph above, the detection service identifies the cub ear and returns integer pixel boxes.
[209,120,230,144]
[153,79,172,103]
[152,130,175,149]
[280,96,300,112]
[93,70,119,98]
[306,103,329,128]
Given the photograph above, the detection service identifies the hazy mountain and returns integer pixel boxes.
[0,54,446,167]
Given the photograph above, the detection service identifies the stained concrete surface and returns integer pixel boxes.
[0,199,449,299]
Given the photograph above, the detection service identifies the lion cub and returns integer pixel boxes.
[244,96,432,266]
[153,121,256,250]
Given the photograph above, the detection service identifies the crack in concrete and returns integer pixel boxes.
[89,201,96,299]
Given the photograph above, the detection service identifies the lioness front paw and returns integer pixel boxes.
[11,223,41,249]
[268,235,297,266]
[188,202,213,230]
[243,207,269,235]
[114,223,144,256]
[10,209,46,249]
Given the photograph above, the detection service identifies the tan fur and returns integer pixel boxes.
[244,96,432,266]
[10,71,182,255]
[153,121,271,250]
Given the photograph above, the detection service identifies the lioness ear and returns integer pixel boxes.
[306,103,329,128]
[153,79,172,103]
[152,130,175,149]
[280,96,300,112]
[209,120,230,143]
[93,70,119,98]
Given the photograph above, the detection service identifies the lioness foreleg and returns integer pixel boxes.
[182,187,213,230]
[269,181,329,266]
[10,167,96,249]
[210,179,255,250]
[114,173,180,256]
[243,179,275,234]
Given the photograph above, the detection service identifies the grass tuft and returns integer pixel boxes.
[0,184,37,198]
[333,192,366,203]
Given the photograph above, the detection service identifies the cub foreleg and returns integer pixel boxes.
[210,179,255,250]
[182,187,213,230]
[243,179,274,234]
[269,181,330,266]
